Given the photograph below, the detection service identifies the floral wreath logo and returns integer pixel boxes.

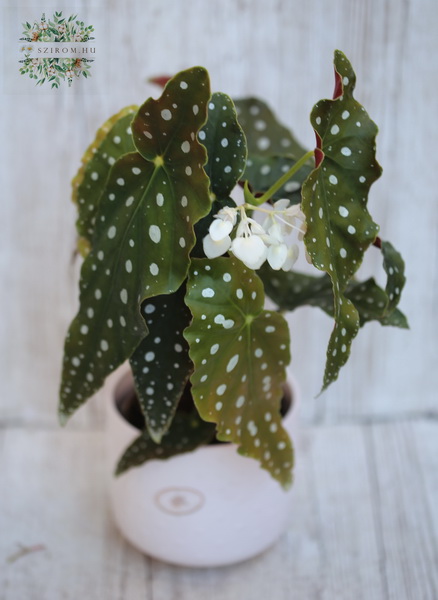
[19,12,95,88]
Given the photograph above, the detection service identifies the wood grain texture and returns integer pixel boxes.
[1,422,437,599]
[0,1,437,596]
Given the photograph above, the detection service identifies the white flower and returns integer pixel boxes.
[273,199,290,211]
[297,219,307,241]
[261,222,286,270]
[65,69,74,78]
[202,198,307,272]
[231,235,267,269]
[209,218,233,242]
[203,234,231,259]
[208,206,237,240]
[229,212,268,269]
[267,243,288,270]
[204,206,238,257]
[282,244,299,271]
[58,24,67,34]
[74,33,83,41]
[40,22,48,30]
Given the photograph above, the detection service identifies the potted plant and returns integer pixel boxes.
[59,50,407,566]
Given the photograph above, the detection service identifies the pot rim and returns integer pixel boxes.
[106,363,300,454]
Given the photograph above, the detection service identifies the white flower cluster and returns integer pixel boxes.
[203,199,307,271]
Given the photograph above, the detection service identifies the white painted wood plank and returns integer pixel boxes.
[0,429,151,600]
[3,421,436,599]
[0,0,436,427]
[367,421,438,600]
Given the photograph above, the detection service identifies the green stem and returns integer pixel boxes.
[254,150,314,206]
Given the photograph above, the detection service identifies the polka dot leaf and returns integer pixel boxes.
[381,240,406,314]
[234,97,310,202]
[346,278,408,328]
[302,50,382,391]
[259,265,334,312]
[116,409,217,476]
[72,105,137,254]
[184,257,294,489]
[200,92,247,198]
[60,67,212,423]
[235,97,306,159]
[259,266,408,329]
[129,285,194,443]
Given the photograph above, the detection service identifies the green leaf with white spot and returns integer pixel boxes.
[234,97,310,202]
[260,263,408,329]
[346,278,408,328]
[235,97,306,159]
[191,94,246,256]
[72,106,137,253]
[259,266,334,312]
[184,257,293,489]
[302,50,382,390]
[116,409,216,475]
[129,284,194,443]
[59,67,212,422]
[381,240,406,314]
[200,92,247,198]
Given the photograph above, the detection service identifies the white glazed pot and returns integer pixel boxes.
[104,365,299,568]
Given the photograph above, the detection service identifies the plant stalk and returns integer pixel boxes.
[255,150,314,205]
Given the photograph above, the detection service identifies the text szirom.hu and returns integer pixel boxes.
[37,47,96,54]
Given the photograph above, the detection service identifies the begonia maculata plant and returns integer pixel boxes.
[59,51,407,488]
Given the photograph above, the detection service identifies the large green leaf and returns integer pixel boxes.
[191,92,246,257]
[184,257,293,489]
[235,97,306,159]
[302,50,382,390]
[72,106,137,253]
[129,285,193,443]
[234,97,310,203]
[260,266,408,329]
[200,92,247,198]
[346,278,408,328]
[116,409,216,475]
[259,266,334,312]
[59,67,212,422]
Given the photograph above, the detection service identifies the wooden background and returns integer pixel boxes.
[1,0,437,598]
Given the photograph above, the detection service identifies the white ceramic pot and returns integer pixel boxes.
[104,365,299,568]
